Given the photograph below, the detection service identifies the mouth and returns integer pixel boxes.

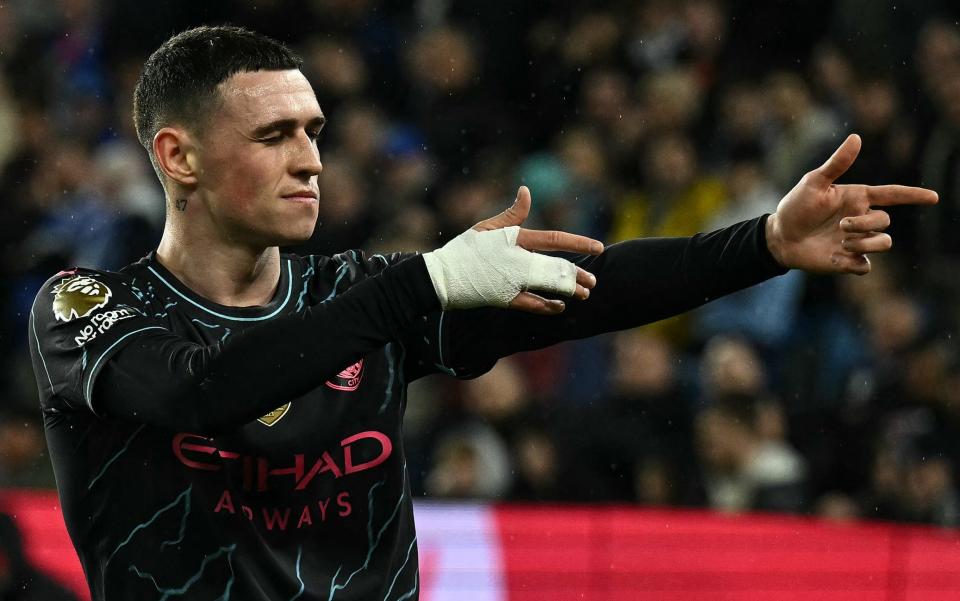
[280,189,319,204]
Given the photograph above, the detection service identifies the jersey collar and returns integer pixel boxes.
[144,252,295,322]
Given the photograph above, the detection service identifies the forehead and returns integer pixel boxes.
[216,69,321,126]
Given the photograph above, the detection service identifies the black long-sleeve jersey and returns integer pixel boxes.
[28,216,785,601]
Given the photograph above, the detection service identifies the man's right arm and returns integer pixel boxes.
[30,257,439,436]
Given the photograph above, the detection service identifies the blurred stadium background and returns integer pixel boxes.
[2,0,960,599]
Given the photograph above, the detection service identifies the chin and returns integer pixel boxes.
[274,227,316,246]
[273,214,319,245]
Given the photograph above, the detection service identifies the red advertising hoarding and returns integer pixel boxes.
[2,490,959,600]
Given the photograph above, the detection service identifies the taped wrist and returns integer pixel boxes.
[422,226,578,310]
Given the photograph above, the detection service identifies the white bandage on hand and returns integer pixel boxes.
[421,226,579,310]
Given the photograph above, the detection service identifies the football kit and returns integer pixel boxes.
[28,216,784,600]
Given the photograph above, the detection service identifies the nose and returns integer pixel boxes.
[291,132,323,179]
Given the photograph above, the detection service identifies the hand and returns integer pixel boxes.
[422,186,603,315]
[765,134,938,274]
[472,186,603,314]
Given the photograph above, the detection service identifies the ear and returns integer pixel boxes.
[153,127,199,187]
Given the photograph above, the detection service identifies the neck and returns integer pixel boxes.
[156,217,282,308]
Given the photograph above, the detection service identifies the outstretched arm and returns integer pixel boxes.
[412,216,781,378]
[410,134,938,379]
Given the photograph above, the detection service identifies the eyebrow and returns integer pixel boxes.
[250,115,326,138]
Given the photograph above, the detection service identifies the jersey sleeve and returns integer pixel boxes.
[90,255,441,435]
[28,269,167,414]
[400,310,498,381]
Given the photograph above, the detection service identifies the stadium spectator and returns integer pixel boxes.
[563,330,694,502]
[510,425,563,502]
[765,71,842,190]
[695,144,805,349]
[0,413,53,490]
[612,132,726,242]
[899,442,960,527]
[695,396,809,513]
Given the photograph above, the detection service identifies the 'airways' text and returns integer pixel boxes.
[213,489,353,531]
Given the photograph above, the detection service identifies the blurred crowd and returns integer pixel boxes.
[3,0,960,536]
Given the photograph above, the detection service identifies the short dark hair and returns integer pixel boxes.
[133,25,303,180]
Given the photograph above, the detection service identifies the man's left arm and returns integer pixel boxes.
[403,216,779,380]
[402,134,939,380]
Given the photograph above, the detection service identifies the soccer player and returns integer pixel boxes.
[28,26,936,601]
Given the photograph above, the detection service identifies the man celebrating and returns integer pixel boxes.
[28,26,936,601]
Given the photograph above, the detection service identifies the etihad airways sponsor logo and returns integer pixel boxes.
[325,359,363,391]
[172,429,393,492]
[52,275,112,322]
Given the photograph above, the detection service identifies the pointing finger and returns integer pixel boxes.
[816,134,862,182]
[864,184,939,207]
[517,228,605,255]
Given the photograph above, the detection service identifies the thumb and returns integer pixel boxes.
[816,133,862,183]
[473,186,532,231]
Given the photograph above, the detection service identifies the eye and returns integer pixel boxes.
[306,129,322,142]
[258,135,283,145]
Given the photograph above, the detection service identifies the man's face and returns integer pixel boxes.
[192,69,325,246]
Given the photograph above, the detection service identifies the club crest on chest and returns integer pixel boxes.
[325,359,364,392]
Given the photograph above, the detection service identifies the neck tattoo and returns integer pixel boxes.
[176,198,188,212]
